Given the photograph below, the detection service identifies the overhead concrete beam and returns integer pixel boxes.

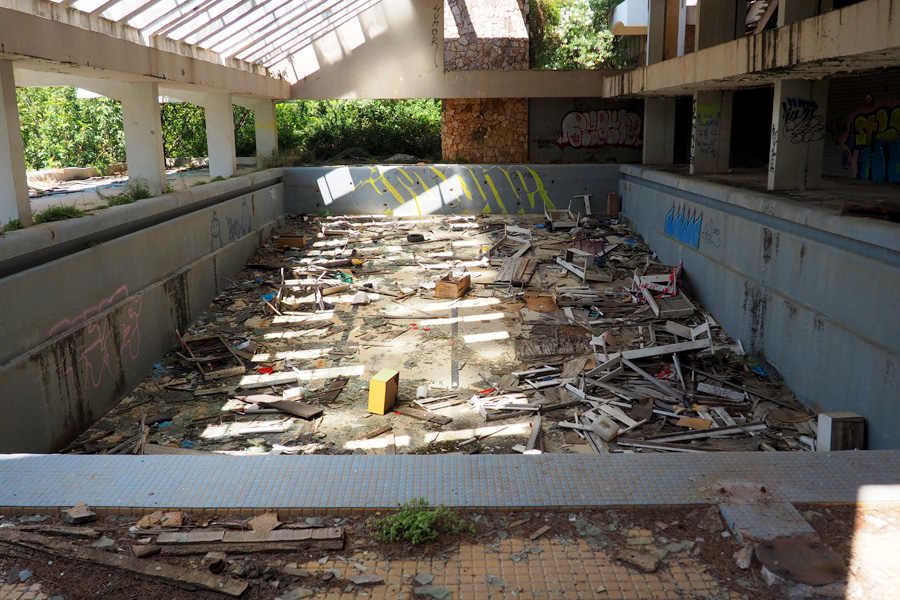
[0,7,289,101]
[604,0,900,97]
[293,69,621,100]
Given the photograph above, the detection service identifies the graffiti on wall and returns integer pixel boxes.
[352,165,557,215]
[555,109,643,149]
[780,98,825,144]
[691,102,721,165]
[664,203,703,249]
[47,285,143,394]
[845,104,900,183]
[210,200,253,249]
[431,2,442,69]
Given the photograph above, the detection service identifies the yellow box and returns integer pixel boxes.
[368,369,399,415]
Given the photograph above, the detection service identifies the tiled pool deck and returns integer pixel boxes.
[2,451,899,516]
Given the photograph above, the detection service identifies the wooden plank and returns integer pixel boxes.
[711,406,737,427]
[615,440,725,452]
[194,373,300,396]
[157,531,225,544]
[530,525,552,540]
[641,422,767,443]
[364,425,393,439]
[663,321,693,340]
[697,382,745,401]
[0,530,247,597]
[222,528,343,543]
[525,415,543,452]
[621,357,683,400]
[621,339,710,360]
[394,406,452,425]
[236,394,323,419]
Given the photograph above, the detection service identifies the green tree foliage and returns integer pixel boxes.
[275,99,441,162]
[18,87,440,169]
[530,0,632,69]
[17,87,125,171]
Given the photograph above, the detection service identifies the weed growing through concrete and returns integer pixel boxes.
[1,219,23,233]
[33,205,86,224]
[368,498,473,545]
[103,177,153,207]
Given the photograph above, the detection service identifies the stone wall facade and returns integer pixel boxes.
[442,98,529,163]
[442,0,530,162]
[444,0,529,71]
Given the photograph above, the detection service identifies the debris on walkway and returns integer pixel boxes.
[64,212,819,456]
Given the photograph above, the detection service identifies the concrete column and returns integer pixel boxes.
[643,98,677,164]
[778,0,819,26]
[695,0,738,51]
[768,79,828,191]
[118,82,167,196]
[676,0,687,56]
[0,61,31,227]
[204,93,236,179]
[690,90,733,175]
[647,0,666,65]
[252,100,278,161]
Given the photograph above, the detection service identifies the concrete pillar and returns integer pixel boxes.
[119,82,167,196]
[204,93,236,179]
[643,98,677,164]
[767,79,828,191]
[0,61,31,227]
[690,90,733,175]
[695,0,738,51]
[676,0,687,56]
[252,100,278,161]
[778,0,819,26]
[647,0,666,65]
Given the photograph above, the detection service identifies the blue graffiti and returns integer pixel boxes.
[664,204,702,249]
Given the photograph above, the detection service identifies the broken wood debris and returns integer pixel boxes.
[63,213,817,458]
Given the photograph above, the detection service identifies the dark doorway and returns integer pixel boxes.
[729,87,774,169]
[673,96,693,164]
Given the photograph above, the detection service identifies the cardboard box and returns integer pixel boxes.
[368,369,400,415]
[435,274,471,299]
[606,193,620,216]
[276,235,307,249]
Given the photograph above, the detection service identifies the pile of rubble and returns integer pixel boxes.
[63,210,818,456]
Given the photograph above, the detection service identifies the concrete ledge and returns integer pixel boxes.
[284,164,623,216]
[1,452,898,516]
[620,165,900,256]
[0,169,283,275]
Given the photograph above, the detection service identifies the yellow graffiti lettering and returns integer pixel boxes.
[481,171,507,214]
[466,168,488,201]
[359,167,406,204]
[525,167,555,211]
[255,120,277,131]
[430,166,473,200]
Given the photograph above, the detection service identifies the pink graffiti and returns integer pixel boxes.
[48,285,143,392]
[556,109,643,149]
